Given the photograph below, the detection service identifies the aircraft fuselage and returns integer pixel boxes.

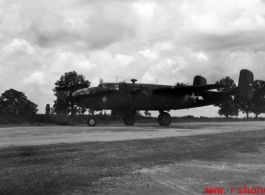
[74,83,219,111]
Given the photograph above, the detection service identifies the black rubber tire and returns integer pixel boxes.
[87,118,97,126]
[123,113,135,126]
[158,112,171,126]
[158,114,163,124]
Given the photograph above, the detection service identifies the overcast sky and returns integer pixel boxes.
[1,0,265,117]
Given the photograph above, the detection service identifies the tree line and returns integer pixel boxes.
[0,71,265,124]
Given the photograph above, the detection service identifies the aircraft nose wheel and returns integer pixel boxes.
[123,113,135,126]
[87,118,97,126]
[158,112,171,126]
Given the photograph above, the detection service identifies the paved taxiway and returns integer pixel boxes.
[0,121,264,147]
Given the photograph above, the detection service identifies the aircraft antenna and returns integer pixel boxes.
[116,76,121,83]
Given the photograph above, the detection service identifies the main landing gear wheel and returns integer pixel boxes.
[158,112,171,126]
[87,118,97,126]
[123,113,135,126]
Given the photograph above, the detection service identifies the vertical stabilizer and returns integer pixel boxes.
[238,69,254,99]
[193,76,207,86]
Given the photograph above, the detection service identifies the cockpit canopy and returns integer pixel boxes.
[98,83,119,90]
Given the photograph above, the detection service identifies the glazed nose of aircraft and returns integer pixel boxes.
[73,88,91,97]
[73,87,107,98]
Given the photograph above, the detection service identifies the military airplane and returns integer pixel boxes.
[73,69,254,126]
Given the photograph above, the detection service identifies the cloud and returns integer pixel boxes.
[142,72,155,82]
[114,54,135,66]
[49,51,94,74]
[132,0,157,22]
[177,0,265,51]
[152,41,174,53]
[138,49,158,60]
[195,52,208,61]
[22,71,45,84]
[27,0,137,51]
[2,39,36,54]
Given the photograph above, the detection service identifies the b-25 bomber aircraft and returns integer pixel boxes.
[73,69,254,127]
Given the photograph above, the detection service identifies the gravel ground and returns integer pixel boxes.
[1,121,265,195]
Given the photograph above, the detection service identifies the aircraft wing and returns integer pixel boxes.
[153,84,224,94]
